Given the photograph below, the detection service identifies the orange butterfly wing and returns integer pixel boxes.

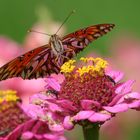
[62,24,115,57]
[0,45,59,80]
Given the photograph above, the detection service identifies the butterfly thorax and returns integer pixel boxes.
[50,34,64,56]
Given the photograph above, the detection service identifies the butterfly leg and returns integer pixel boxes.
[63,48,76,59]
[54,54,64,67]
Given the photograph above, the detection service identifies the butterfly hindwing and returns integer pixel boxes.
[23,46,60,79]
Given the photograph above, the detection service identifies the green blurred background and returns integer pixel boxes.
[1,0,140,140]
[1,0,140,55]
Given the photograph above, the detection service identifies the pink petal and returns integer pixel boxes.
[34,134,43,139]
[0,37,21,61]
[44,134,59,140]
[23,104,44,119]
[57,100,77,111]
[44,134,66,140]
[6,120,37,139]
[115,80,135,94]
[6,119,65,140]
[21,131,33,139]
[105,69,124,82]
[45,77,61,91]
[29,93,48,103]
[47,102,63,112]
[73,111,94,120]
[108,92,127,106]
[51,74,65,84]
[128,100,140,108]
[127,92,140,99]
[89,112,111,122]
[103,103,128,113]
[116,92,140,104]
[49,124,64,132]
[81,100,101,109]
[63,116,74,130]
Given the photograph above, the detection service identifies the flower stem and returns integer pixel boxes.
[82,123,99,140]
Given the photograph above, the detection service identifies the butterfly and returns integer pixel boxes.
[0,23,115,81]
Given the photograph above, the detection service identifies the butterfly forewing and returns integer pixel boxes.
[62,24,115,56]
[0,23,115,81]
[0,45,53,80]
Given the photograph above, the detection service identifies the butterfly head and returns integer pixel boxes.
[50,34,61,41]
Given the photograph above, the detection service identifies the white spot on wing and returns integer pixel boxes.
[100,26,105,30]
[94,33,101,38]
[85,39,89,45]
[104,29,109,33]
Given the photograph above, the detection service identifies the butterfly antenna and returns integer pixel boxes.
[28,29,52,36]
[55,10,76,35]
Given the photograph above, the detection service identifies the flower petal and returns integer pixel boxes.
[63,116,74,130]
[116,92,140,104]
[57,100,77,111]
[105,69,124,83]
[44,134,66,140]
[81,100,101,110]
[73,111,94,120]
[127,92,140,99]
[128,100,140,108]
[108,92,128,106]
[49,124,64,132]
[89,112,111,122]
[21,131,33,139]
[103,103,128,113]
[0,37,21,61]
[47,102,63,112]
[29,93,48,103]
[45,77,61,91]
[115,80,135,94]
[51,74,65,84]
[23,104,45,119]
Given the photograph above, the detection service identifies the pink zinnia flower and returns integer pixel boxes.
[29,57,140,131]
[0,90,66,140]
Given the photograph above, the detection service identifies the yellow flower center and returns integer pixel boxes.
[0,90,29,136]
[60,57,108,77]
[60,60,76,73]
[0,90,20,112]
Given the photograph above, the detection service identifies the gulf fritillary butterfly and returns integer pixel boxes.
[0,23,114,81]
